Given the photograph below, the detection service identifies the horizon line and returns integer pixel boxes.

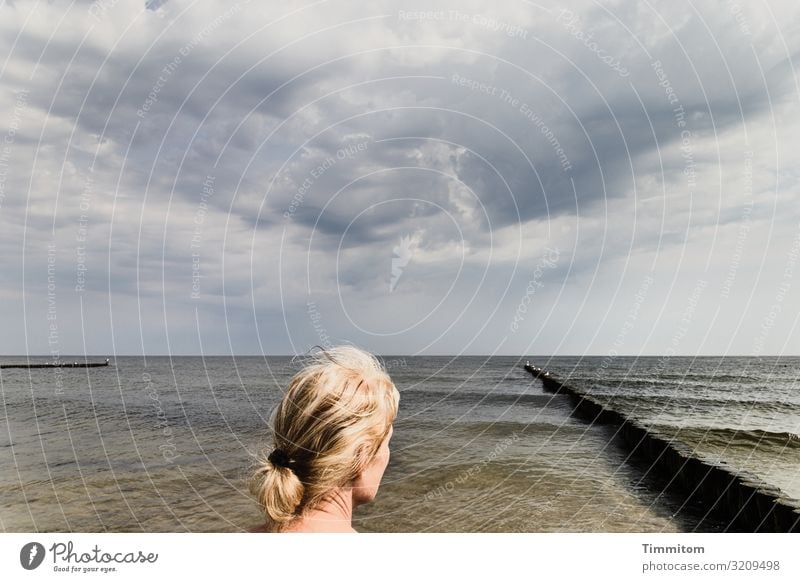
[2,353,797,358]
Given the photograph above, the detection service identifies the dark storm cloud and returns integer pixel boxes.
[1,0,799,355]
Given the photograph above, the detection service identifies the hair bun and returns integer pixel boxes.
[268,448,293,470]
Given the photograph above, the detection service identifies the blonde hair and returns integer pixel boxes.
[249,345,400,531]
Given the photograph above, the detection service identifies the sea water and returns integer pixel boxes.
[1,355,796,532]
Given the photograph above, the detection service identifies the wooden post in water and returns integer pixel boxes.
[523,363,800,533]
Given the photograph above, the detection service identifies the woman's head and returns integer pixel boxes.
[250,345,400,529]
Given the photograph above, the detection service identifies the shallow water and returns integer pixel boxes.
[1,355,794,532]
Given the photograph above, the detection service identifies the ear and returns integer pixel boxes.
[353,441,373,471]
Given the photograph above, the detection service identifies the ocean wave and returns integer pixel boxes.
[570,376,766,392]
[398,389,562,408]
[589,393,799,413]
[648,425,800,450]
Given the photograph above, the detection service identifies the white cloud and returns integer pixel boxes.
[1,0,799,355]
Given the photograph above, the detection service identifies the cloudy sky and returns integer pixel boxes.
[1,0,798,356]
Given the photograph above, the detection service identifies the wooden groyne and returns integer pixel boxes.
[524,364,800,533]
[0,358,110,369]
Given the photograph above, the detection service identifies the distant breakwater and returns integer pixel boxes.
[524,364,800,533]
[0,359,110,369]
